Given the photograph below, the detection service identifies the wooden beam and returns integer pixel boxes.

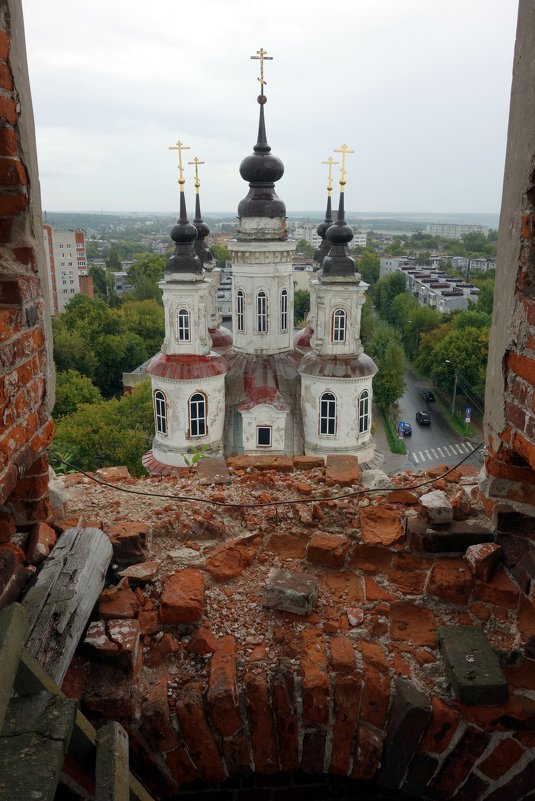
[22,526,113,684]
[0,603,27,731]
[96,721,130,801]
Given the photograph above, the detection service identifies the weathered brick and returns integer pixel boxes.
[0,31,10,60]
[427,558,473,605]
[263,567,319,615]
[302,729,327,774]
[0,95,17,125]
[330,636,356,673]
[307,531,351,568]
[271,662,299,772]
[300,628,329,726]
[478,737,524,780]
[391,602,436,647]
[175,681,226,781]
[420,695,460,754]
[401,752,439,797]
[482,756,535,801]
[359,640,390,729]
[351,723,383,781]
[430,726,491,800]
[245,673,279,774]
[159,568,204,625]
[207,635,242,737]
[506,351,535,387]
[378,679,431,789]
[330,673,361,776]
[0,156,26,186]
[438,626,508,706]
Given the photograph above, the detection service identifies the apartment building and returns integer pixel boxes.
[43,225,88,313]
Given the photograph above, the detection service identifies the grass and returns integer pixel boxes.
[381,407,407,455]
[435,393,475,438]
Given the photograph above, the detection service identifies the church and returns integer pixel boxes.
[142,51,377,474]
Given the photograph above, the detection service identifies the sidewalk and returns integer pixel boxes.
[372,405,412,475]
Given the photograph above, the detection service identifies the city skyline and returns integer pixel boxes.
[23,0,518,215]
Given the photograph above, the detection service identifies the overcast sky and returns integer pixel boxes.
[22,0,518,216]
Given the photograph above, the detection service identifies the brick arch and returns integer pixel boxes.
[128,634,534,800]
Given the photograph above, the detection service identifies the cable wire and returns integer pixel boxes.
[47,442,485,510]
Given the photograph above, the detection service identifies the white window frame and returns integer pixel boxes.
[319,391,337,436]
[359,389,369,433]
[177,308,191,342]
[280,288,288,332]
[256,290,268,333]
[332,308,347,343]
[189,392,207,438]
[154,390,167,435]
[256,425,272,447]
[236,289,245,332]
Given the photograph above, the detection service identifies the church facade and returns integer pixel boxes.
[142,65,377,473]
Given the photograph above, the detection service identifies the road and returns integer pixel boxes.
[394,372,484,471]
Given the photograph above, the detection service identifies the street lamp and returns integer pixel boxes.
[445,360,458,415]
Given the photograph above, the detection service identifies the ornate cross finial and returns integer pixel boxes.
[188,156,205,192]
[168,140,191,188]
[334,143,355,190]
[251,47,273,95]
[322,156,339,196]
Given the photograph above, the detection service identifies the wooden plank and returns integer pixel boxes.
[0,691,76,801]
[22,526,113,684]
[96,721,130,801]
[0,603,27,731]
[15,650,156,801]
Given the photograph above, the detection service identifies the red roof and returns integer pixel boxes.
[299,352,378,379]
[142,450,190,476]
[209,326,233,350]
[147,352,227,380]
[293,326,313,351]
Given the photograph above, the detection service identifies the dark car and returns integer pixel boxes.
[398,421,412,436]
[422,390,436,402]
[416,411,431,425]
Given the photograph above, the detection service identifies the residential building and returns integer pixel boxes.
[424,222,488,239]
[43,225,88,313]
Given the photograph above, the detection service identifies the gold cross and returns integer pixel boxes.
[251,47,273,90]
[168,140,190,187]
[334,143,355,188]
[322,156,339,195]
[188,156,205,192]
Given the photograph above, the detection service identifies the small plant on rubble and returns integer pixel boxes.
[183,444,210,468]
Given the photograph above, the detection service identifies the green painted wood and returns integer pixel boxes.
[96,721,130,801]
[0,691,76,801]
[0,603,27,731]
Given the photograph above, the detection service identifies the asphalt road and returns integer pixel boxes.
[395,372,485,471]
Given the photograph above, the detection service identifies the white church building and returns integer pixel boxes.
[142,62,377,473]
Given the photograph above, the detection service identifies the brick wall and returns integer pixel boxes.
[0,0,54,528]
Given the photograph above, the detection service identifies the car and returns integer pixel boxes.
[398,421,412,436]
[422,390,436,402]
[416,411,431,425]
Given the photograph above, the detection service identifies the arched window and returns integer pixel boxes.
[236,289,245,332]
[189,392,207,437]
[332,308,346,342]
[154,390,167,435]
[359,389,369,433]
[280,289,288,331]
[319,391,336,436]
[256,290,268,333]
[177,308,190,341]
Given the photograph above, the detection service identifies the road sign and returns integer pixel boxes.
[465,407,472,416]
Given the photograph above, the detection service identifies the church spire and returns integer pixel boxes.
[237,48,286,230]
[166,140,202,278]
[314,156,338,268]
[321,145,358,278]
[189,156,214,268]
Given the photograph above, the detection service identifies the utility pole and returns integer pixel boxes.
[451,368,458,416]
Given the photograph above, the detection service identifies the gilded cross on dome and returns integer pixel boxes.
[322,156,339,196]
[251,47,273,95]
[168,140,191,188]
[334,143,355,190]
[188,157,205,192]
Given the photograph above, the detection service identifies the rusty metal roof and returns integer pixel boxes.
[298,352,378,378]
[146,352,227,380]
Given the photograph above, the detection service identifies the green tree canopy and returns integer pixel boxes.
[357,250,380,285]
[52,382,154,477]
[294,289,310,326]
[374,271,408,324]
[368,321,406,407]
[54,370,102,419]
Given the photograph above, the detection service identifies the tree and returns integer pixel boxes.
[211,245,229,269]
[470,278,494,315]
[357,250,380,285]
[89,264,108,297]
[54,370,102,419]
[374,271,407,324]
[368,321,406,407]
[106,249,121,270]
[52,382,154,477]
[294,289,310,326]
[297,239,315,258]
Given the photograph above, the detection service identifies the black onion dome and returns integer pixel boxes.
[238,101,286,219]
[321,192,357,278]
[314,195,333,268]
[193,193,214,268]
[166,192,203,277]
